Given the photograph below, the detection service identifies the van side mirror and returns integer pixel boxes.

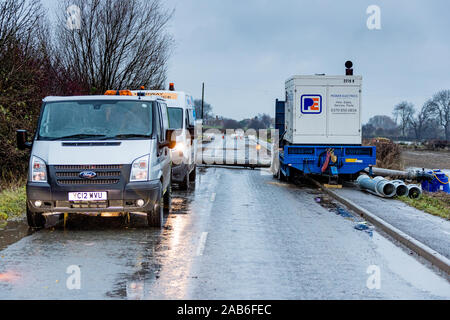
[165,129,178,149]
[187,125,195,142]
[17,130,32,150]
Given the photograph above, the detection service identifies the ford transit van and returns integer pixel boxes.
[17,91,176,228]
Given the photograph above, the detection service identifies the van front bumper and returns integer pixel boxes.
[27,180,161,214]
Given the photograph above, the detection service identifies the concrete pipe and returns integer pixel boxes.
[373,176,397,198]
[357,175,396,198]
[391,180,409,197]
[357,174,378,191]
[408,185,422,199]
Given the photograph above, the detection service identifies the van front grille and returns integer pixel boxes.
[56,172,120,178]
[57,179,120,185]
[54,165,123,170]
[52,164,123,186]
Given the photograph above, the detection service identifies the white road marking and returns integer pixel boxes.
[196,232,208,256]
[210,193,216,202]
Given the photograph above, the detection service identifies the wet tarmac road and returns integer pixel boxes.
[0,138,449,299]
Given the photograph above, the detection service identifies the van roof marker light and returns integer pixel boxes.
[104,90,136,96]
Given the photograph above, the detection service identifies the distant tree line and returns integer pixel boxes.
[0,0,173,182]
[363,90,450,141]
[193,99,274,131]
[194,99,213,122]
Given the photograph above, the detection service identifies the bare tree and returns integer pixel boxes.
[393,101,414,138]
[427,90,450,140]
[55,0,173,94]
[0,0,57,179]
[0,0,44,53]
[0,0,48,90]
[258,113,274,128]
[194,99,213,120]
[368,115,398,131]
[409,102,433,141]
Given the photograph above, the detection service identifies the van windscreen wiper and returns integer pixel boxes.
[50,134,108,141]
[112,134,152,139]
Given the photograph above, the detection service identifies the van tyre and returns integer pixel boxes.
[163,180,172,213]
[26,208,45,229]
[147,187,163,228]
[179,171,190,190]
[189,166,197,184]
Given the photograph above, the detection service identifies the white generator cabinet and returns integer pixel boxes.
[285,75,362,145]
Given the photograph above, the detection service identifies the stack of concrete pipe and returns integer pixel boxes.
[356,175,422,199]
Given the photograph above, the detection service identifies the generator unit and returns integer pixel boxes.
[276,62,376,179]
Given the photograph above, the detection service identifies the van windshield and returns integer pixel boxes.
[167,107,183,129]
[38,100,153,140]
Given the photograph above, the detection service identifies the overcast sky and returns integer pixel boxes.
[42,0,450,122]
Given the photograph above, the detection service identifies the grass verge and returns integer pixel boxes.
[399,192,450,220]
[0,185,26,224]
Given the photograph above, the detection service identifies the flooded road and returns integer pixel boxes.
[0,137,449,299]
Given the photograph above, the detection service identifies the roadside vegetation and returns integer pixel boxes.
[399,192,450,220]
[0,0,173,185]
[0,0,174,224]
[363,138,404,170]
[0,185,26,225]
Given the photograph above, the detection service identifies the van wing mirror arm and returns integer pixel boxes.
[165,129,178,149]
[16,130,33,150]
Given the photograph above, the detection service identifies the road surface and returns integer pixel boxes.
[0,136,449,299]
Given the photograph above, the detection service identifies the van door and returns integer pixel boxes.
[185,109,193,166]
[156,102,171,190]
[187,109,197,166]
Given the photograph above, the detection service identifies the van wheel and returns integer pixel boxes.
[26,208,46,229]
[179,171,190,190]
[147,188,163,228]
[163,181,172,213]
[189,166,197,183]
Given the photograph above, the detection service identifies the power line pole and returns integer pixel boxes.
[201,82,205,123]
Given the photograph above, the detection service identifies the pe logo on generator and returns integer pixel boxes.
[301,95,322,114]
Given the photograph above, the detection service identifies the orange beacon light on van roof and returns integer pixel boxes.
[104,90,135,96]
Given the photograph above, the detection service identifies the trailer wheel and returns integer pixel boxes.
[277,168,287,182]
[26,208,46,229]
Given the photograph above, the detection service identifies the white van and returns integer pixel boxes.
[17,90,176,228]
[132,86,197,190]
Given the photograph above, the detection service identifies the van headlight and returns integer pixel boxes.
[31,156,47,183]
[130,155,149,182]
[174,142,185,152]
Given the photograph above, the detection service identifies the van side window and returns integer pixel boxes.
[160,103,169,130]
[188,109,195,126]
[155,102,163,142]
